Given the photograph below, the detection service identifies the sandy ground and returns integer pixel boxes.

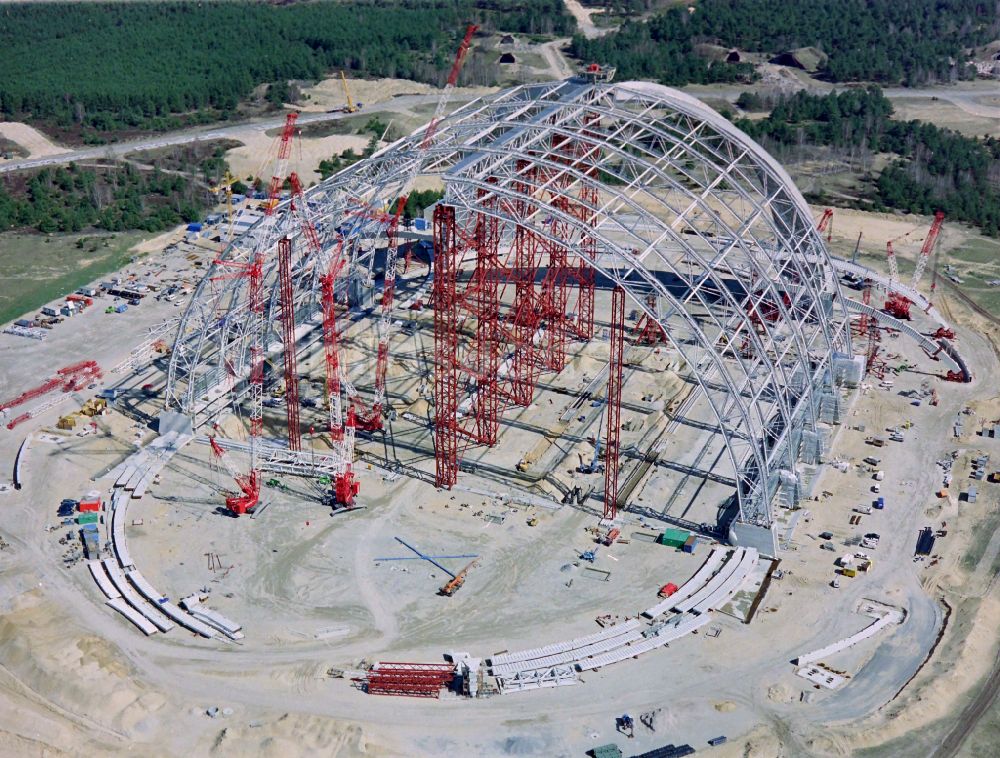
[295,77,496,114]
[563,0,611,39]
[0,121,68,158]
[224,131,372,184]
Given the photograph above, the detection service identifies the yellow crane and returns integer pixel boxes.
[340,71,359,113]
[210,170,240,238]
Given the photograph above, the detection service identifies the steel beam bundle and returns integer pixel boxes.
[365,661,455,698]
[277,237,301,451]
[604,286,626,520]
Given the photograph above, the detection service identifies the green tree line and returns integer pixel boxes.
[0,163,212,234]
[0,1,573,135]
[736,88,1000,237]
[571,0,998,86]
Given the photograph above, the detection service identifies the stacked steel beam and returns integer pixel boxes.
[365,662,455,698]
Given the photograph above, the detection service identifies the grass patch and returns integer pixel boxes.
[949,237,1000,266]
[0,230,147,325]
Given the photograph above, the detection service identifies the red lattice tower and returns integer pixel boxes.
[277,237,301,451]
[570,109,602,340]
[508,161,543,408]
[604,286,626,520]
[470,183,502,446]
[540,193,571,372]
[433,204,461,488]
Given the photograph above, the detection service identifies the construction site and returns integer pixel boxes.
[2,32,999,758]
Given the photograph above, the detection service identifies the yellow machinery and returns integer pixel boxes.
[80,398,107,417]
[340,71,358,113]
[57,415,78,430]
[209,170,239,237]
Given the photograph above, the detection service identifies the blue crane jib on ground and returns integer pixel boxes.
[373,536,478,580]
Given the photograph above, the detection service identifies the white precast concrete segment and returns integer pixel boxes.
[488,618,641,666]
[157,601,217,638]
[110,495,133,569]
[795,606,904,666]
[673,548,745,613]
[642,547,725,618]
[127,570,168,605]
[577,613,712,670]
[489,627,646,676]
[106,598,158,636]
[101,559,174,632]
[87,561,122,600]
[692,548,759,614]
[187,606,245,640]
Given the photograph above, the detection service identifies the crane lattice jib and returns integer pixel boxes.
[886,241,899,283]
[362,24,479,428]
[911,211,945,290]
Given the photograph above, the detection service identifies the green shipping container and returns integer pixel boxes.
[77,513,99,525]
[659,528,690,547]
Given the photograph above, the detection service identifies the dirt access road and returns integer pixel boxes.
[0,93,443,175]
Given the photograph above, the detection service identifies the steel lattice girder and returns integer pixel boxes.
[166,77,855,531]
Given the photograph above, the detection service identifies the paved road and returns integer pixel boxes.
[0,93,441,175]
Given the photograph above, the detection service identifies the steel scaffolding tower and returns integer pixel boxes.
[278,237,301,451]
[604,286,625,521]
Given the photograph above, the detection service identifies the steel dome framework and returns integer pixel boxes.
[166,77,856,550]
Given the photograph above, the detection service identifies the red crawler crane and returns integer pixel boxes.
[211,112,299,515]
[883,212,945,320]
[353,24,478,434]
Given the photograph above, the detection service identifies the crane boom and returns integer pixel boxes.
[340,71,357,113]
[816,208,833,242]
[911,211,945,290]
[354,25,478,432]
[886,240,899,283]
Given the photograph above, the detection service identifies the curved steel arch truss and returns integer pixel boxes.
[167,77,857,542]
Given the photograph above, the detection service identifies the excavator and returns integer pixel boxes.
[439,558,478,597]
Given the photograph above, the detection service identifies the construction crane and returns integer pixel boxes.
[815,207,834,242]
[911,211,945,291]
[212,112,299,516]
[883,212,945,320]
[340,71,359,114]
[439,558,479,597]
[353,24,478,433]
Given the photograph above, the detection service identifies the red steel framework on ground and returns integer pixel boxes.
[364,662,455,698]
[431,133,601,490]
